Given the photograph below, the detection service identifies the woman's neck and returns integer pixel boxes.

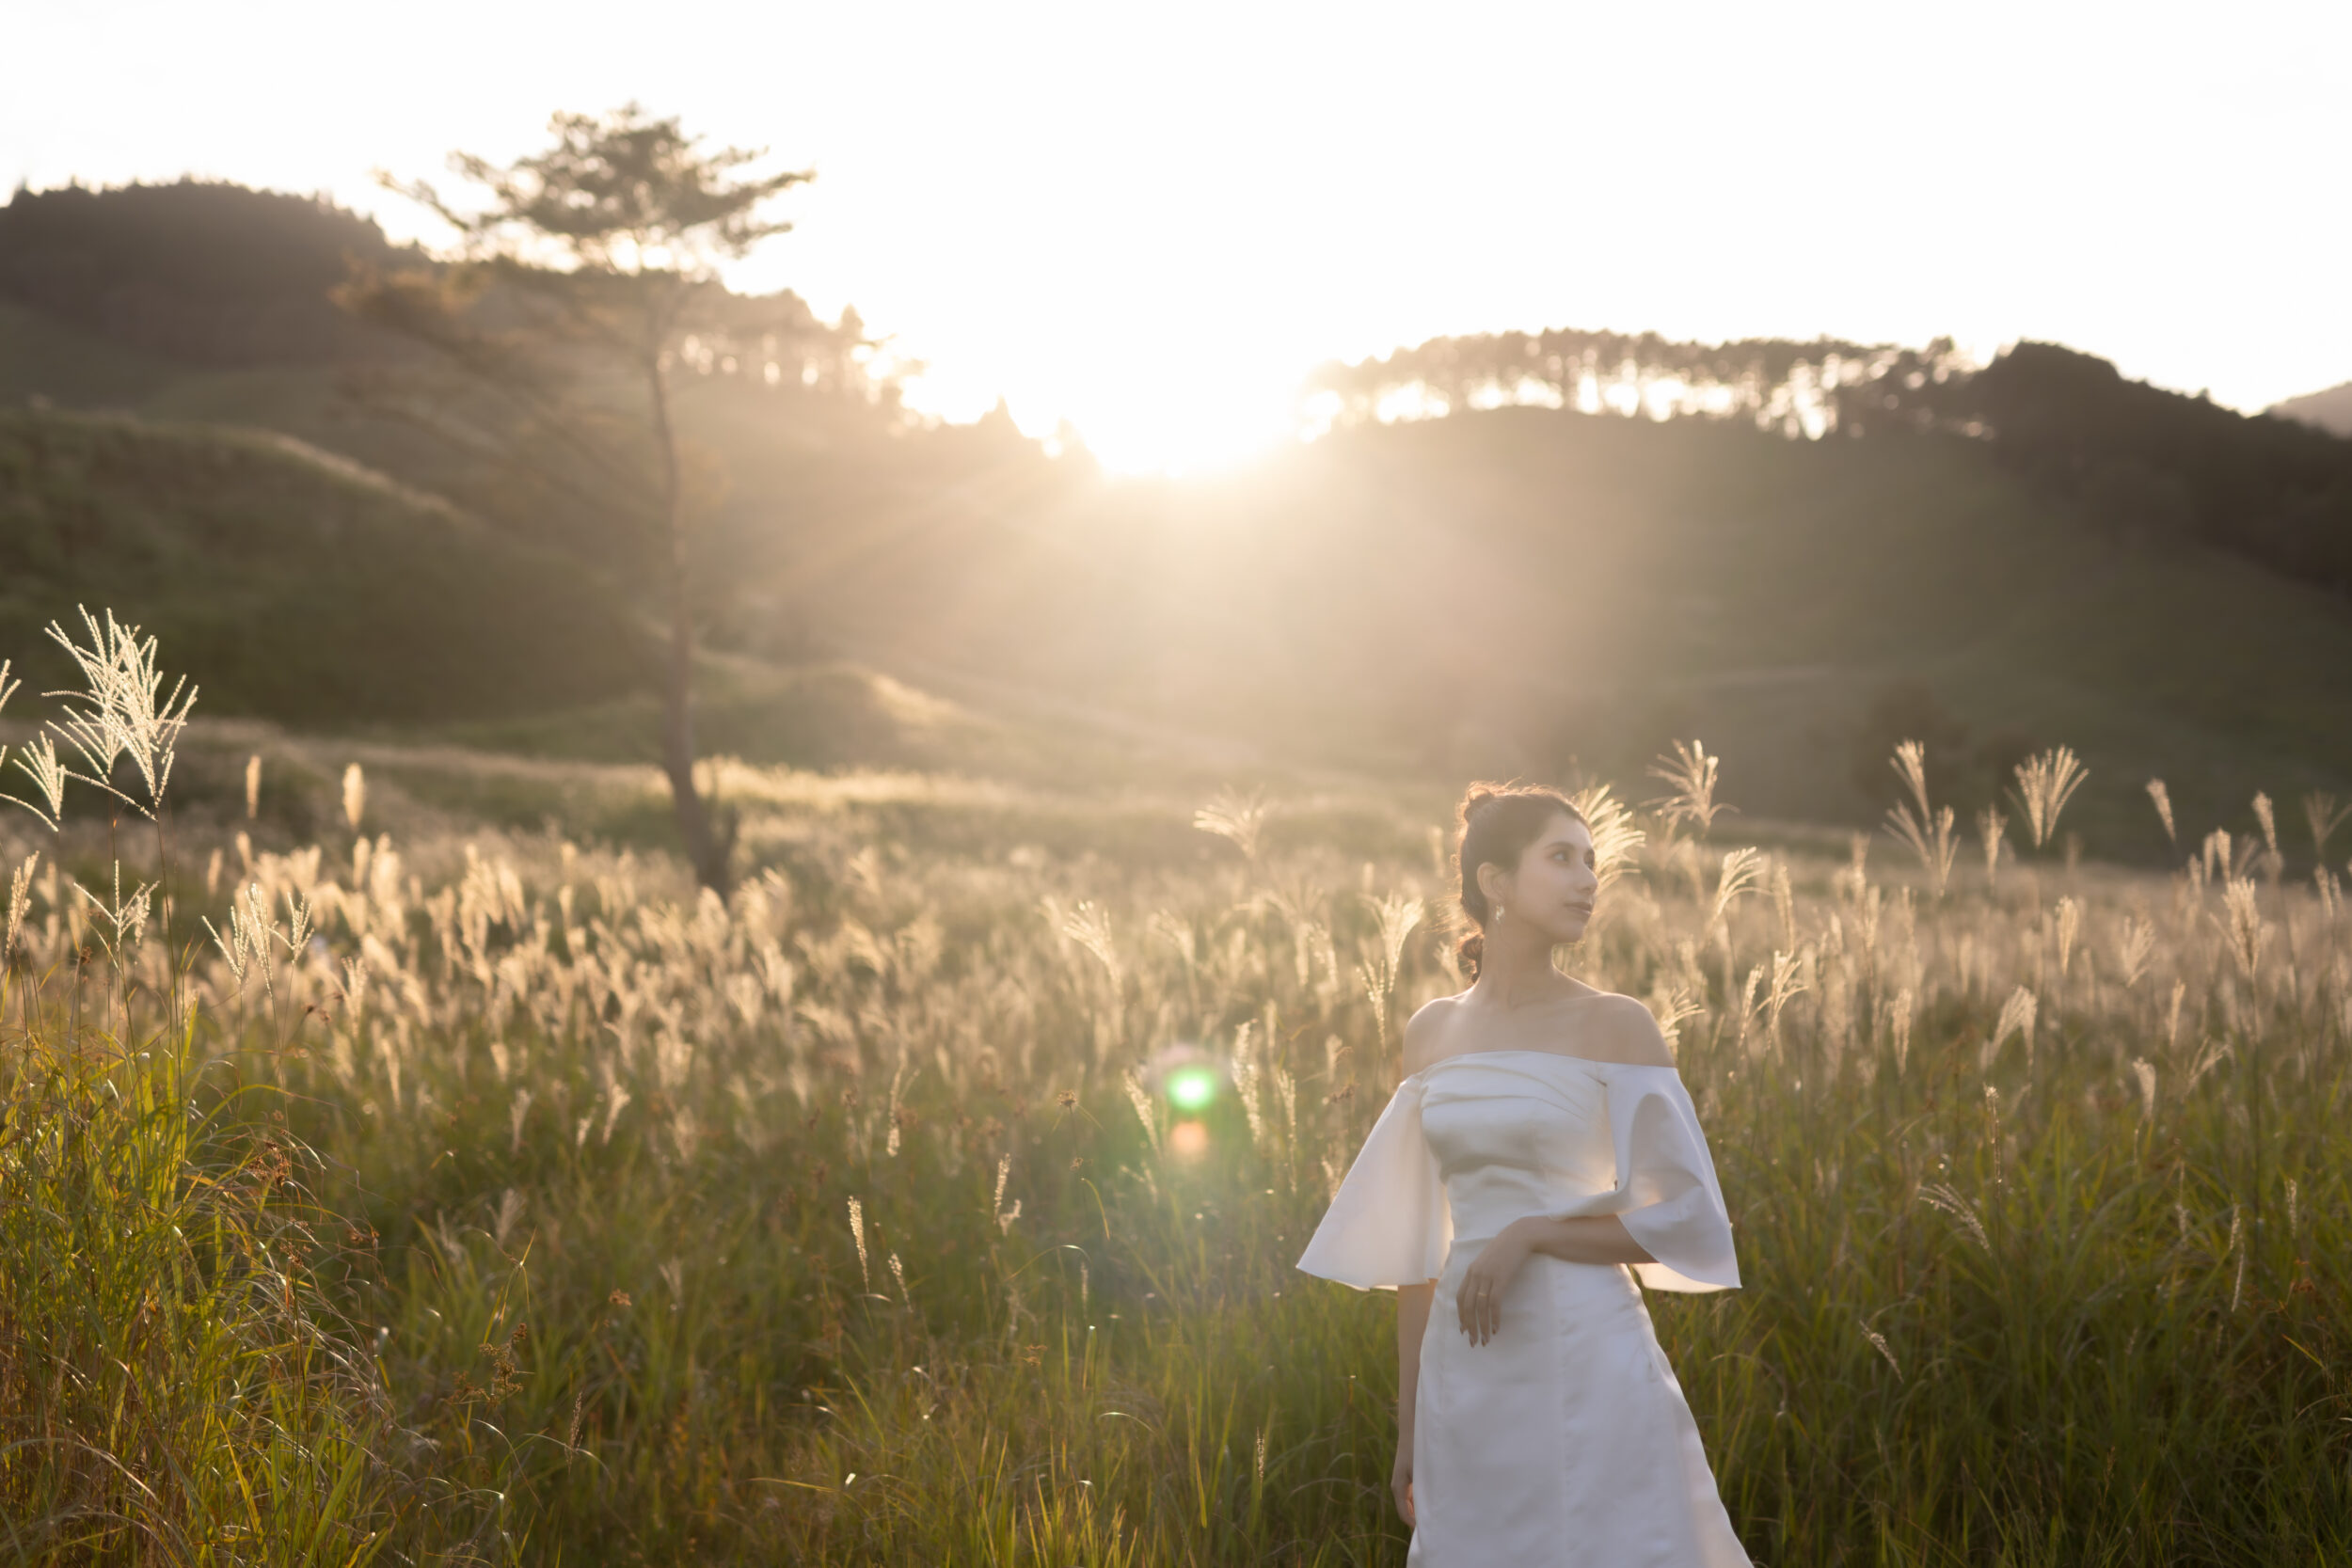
[1470,930,1573,1009]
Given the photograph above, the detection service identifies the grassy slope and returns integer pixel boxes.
[0,299,507,507]
[766,406,2352,857]
[1477,410,2352,850]
[0,404,649,722]
[0,309,1265,789]
[1111,413,2352,854]
[1642,415,2352,847]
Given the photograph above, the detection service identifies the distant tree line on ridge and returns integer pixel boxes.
[1308,330,2352,600]
[0,178,893,406]
[1303,328,1973,439]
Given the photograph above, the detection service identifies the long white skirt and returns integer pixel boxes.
[1408,1242,1751,1566]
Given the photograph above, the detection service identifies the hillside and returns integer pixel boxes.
[2276,380,2352,437]
[0,403,1218,794]
[5,181,2351,863]
[0,405,647,722]
[739,405,2352,857]
[8,330,2351,863]
[0,178,416,366]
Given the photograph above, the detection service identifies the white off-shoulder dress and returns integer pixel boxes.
[1295,1049,1749,1566]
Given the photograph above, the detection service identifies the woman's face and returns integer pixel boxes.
[1485,811,1598,944]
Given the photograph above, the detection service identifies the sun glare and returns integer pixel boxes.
[903,356,1300,477]
[1063,378,1299,476]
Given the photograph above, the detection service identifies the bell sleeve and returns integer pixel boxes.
[1545,1065,1740,1293]
[1295,1075,1453,1291]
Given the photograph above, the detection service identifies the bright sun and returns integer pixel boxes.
[1056,372,1302,476]
[896,332,1311,478]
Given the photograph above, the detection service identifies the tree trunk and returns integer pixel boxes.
[646,344,734,897]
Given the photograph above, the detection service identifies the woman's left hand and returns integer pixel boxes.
[1458,1225,1532,1346]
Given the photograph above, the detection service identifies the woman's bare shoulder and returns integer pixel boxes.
[1573,991,1677,1068]
[1400,993,1466,1076]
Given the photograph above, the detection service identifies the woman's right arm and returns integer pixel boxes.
[1393,1278,1436,1525]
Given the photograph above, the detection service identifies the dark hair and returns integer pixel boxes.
[1453,782,1586,980]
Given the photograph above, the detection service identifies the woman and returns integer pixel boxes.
[1295,783,1749,1565]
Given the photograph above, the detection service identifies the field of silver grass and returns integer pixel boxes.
[3,615,2349,1565]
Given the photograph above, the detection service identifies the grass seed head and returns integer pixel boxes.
[2011,746,2089,849]
[847,1196,869,1291]
[1193,786,1270,862]
[2302,791,2351,861]
[2147,778,2177,847]
[1645,738,1729,839]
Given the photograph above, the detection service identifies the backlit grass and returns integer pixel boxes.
[3,616,2347,1564]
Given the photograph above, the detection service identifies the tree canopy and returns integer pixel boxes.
[0,178,414,364]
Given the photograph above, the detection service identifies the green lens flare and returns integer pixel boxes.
[1166,1067,1217,1111]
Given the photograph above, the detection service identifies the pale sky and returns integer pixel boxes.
[8,0,2350,470]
